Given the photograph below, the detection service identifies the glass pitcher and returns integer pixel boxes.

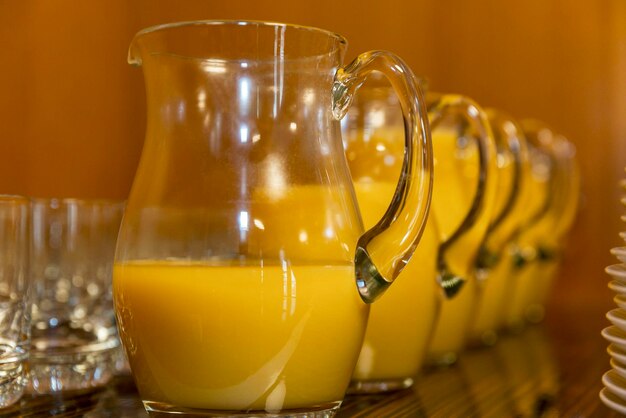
[503,121,579,327]
[424,92,498,366]
[113,20,433,417]
[500,121,556,329]
[467,109,531,345]
[527,126,579,317]
[343,75,496,388]
[342,76,439,393]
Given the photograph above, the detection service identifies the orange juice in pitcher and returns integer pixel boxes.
[343,112,438,391]
[351,179,439,390]
[114,261,365,411]
[425,94,498,365]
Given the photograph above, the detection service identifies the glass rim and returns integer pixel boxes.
[0,194,30,205]
[129,19,349,65]
[30,197,126,207]
[134,19,348,48]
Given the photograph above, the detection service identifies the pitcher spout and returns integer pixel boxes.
[127,35,143,66]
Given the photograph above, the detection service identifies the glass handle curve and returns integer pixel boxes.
[332,51,434,303]
[428,94,495,298]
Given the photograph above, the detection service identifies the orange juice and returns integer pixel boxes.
[426,276,476,364]
[469,249,515,343]
[114,261,368,412]
[351,181,438,385]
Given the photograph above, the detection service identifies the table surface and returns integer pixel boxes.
[1,285,620,417]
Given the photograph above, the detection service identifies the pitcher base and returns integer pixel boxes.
[347,377,413,394]
[144,400,342,417]
[425,351,458,367]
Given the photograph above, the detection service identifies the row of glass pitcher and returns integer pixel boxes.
[342,73,580,393]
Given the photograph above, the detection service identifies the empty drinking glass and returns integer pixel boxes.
[0,195,31,407]
[29,198,124,393]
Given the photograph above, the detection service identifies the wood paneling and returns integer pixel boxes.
[0,0,623,300]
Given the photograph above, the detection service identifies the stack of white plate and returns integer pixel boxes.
[601,178,626,413]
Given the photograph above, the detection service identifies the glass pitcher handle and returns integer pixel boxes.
[530,128,579,262]
[483,110,525,239]
[475,109,527,269]
[427,94,496,298]
[332,51,433,303]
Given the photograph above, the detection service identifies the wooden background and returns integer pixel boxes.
[1,0,623,311]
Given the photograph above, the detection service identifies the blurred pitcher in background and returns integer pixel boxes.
[502,122,579,329]
[468,109,531,345]
[343,74,497,393]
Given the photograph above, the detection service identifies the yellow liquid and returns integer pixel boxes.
[114,261,368,412]
[351,182,438,382]
[427,277,477,364]
[469,249,515,342]
[526,260,559,322]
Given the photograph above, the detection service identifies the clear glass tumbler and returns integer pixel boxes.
[0,195,31,407]
[29,198,124,393]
